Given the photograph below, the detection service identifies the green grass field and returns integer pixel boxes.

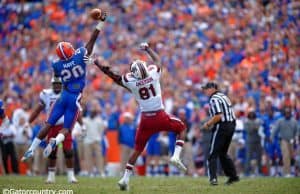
[0,176,299,194]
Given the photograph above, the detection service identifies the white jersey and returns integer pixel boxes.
[39,89,63,125]
[122,65,164,112]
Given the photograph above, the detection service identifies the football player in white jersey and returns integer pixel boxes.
[94,42,187,190]
[27,77,78,183]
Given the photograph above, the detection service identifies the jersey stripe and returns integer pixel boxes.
[209,92,235,122]
[123,74,129,82]
[137,62,147,79]
[59,42,68,60]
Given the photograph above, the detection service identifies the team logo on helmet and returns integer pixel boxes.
[130,60,148,79]
[56,42,75,60]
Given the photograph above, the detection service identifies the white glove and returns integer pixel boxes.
[139,42,149,50]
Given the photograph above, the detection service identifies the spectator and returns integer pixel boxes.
[14,116,32,175]
[178,108,196,176]
[0,101,19,174]
[271,106,299,177]
[119,112,136,175]
[228,111,245,175]
[244,110,264,176]
[83,105,107,177]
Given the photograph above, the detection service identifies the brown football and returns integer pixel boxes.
[90,8,102,20]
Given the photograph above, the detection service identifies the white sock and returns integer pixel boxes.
[123,163,134,182]
[55,133,65,145]
[29,138,41,151]
[173,140,184,159]
[67,168,75,179]
[48,167,56,181]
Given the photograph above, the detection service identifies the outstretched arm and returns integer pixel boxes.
[140,42,162,69]
[94,58,130,91]
[85,11,107,56]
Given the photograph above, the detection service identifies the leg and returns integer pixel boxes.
[183,142,196,176]
[120,145,131,173]
[46,148,58,183]
[146,134,161,176]
[207,125,226,184]
[93,142,104,176]
[2,143,9,174]
[83,143,93,175]
[22,100,65,161]
[47,128,70,157]
[118,118,153,191]
[281,140,291,176]
[45,125,60,183]
[9,142,19,174]
[54,103,80,146]
[62,131,77,183]
[256,144,263,175]
[245,144,252,175]
[165,113,187,172]
[219,130,238,179]
[43,92,78,158]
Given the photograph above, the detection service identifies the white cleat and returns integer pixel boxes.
[170,157,187,173]
[45,178,55,184]
[21,150,34,162]
[118,178,129,191]
[43,138,56,158]
[68,176,78,184]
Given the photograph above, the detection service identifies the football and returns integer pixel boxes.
[90,8,102,20]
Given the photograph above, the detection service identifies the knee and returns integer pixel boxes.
[49,151,57,160]
[63,150,74,159]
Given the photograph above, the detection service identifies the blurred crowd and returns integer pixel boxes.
[0,0,299,178]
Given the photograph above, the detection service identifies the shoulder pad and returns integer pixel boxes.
[148,64,160,73]
[123,73,136,82]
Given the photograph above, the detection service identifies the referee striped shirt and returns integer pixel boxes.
[208,92,235,122]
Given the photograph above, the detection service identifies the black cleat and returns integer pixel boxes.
[225,176,239,185]
[210,178,218,186]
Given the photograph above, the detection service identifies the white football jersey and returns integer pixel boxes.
[39,89,63,125]
[122,65,164,112]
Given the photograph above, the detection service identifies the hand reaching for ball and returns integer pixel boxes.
[90,8,107,21]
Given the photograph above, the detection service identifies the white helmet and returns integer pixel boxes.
[130,60,148,79]
[51,77,62,83]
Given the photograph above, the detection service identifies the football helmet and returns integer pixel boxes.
[51,77,62,94]
[55,42,75,60]
[51,77,62,83]
[130,60,148,79]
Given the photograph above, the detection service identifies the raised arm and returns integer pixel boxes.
[85,11,107,56]
[94,58,130,91]
[140,42,162,68]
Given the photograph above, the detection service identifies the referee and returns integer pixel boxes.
[201,82,239,185]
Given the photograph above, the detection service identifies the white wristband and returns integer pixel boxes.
[96,21,104,31]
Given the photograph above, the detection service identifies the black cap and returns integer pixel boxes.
[201,82,218,90]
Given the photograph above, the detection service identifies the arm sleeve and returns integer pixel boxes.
[77,47,90,64]
[121,74,130,88]
[210,98,222,115]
